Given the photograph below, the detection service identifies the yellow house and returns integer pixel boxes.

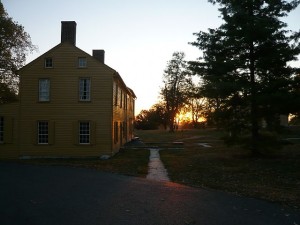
[0,21,136,159]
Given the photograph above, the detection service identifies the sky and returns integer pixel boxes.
[2,0,300,115]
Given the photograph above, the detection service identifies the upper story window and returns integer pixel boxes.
[38,121,48,144]
[0,117,3,143]
[124,93,127,109]
[125,95,128,110]
[79,78,91,101]
[78,57,87,68]
[114,83,118,106]
[120,89,123,108]
[39,79,50,102]
[45,58,53,68]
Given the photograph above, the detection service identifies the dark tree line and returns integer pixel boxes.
[136,0,300,154]
[135,103,167,130]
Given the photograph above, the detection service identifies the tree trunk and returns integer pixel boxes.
[169,119,175,132]
[168,112,175,133]
[250,48,259,155]
[249,3,259,155]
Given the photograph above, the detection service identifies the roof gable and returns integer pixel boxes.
[18,42,116,74]
[18,41,136,98]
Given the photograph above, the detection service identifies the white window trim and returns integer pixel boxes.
[79,121,90,144]
[38,121,49,144]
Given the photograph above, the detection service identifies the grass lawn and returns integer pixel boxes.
[11,148,150,178]
[136,128,300,210]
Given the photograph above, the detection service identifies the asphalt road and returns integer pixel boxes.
[0,162,299,225]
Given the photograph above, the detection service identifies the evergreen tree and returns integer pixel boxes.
[190,0,300,153]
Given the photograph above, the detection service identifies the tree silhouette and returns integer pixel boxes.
[190,0,300,154]
[0,2,36,101]
[160,52,191,132]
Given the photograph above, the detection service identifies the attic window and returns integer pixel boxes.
[45,58,53,68]
[78,57,87,68]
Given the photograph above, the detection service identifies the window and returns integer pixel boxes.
[38,121,48,144]
[45,58,53,68]
[79,122,90,144]
[129,118,133,136]
[120,89,123,108]
[123,121,127,138]
[114,122,118,144]
[114,83,118,106]
[39,79,50,102]
[0,117,3,143]
[79,78,91,101]
[124,93,127,109]
[78,57,87,68]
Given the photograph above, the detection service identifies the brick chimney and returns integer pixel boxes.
[93,50,105,64]
[61,21,77,45]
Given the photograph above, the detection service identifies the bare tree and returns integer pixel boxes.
[160,52,191,132]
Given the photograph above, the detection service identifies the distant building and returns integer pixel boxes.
[0,21,136,159]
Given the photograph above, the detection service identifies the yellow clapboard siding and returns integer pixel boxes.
[0,42,135,159]
[0,103,19,159]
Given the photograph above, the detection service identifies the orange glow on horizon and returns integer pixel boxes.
[176,112,206,124]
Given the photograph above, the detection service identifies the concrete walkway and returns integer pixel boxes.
[124,139,171,182]
[146,148,170,182]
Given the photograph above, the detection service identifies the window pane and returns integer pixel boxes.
[38,121,48,144]
[114,84,118,106]
[45,58,53,68]
[78,57,87,68]
[79,122,90,144]
[39,79,50,101]
[0,117,3,143]
[79,78,90,101]
[120,90,122,108]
